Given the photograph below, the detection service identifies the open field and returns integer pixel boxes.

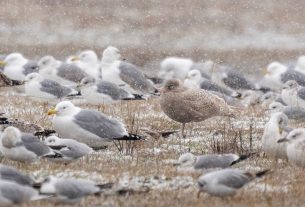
[1,88,305,207]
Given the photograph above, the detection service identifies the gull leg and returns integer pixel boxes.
[181,123,186,138]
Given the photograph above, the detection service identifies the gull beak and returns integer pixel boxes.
[71,56,80,62]
[261,68,269,75]
[47,108,57,116]
[277,137,288,143]
[0,61,7,67]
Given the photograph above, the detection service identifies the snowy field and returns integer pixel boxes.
[1,0,305,206]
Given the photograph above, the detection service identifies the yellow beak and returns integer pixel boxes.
[47,108,57,116]
[71,56,80,62]
[0,61,7,67]
[261,68,269,75]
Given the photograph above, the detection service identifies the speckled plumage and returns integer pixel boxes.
[160,79,235,124]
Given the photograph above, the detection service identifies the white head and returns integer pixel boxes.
[175,153,196,167]
[101,46,121,64]
[186,70,202,82]
[79,77,96,88]
[285,128,305,143]
[78,50,98,64]
[282,80,299,90]
[3,53,27,66]
[259,92,277,106]
[1,126,22,148]
[268,102,285,113]
[266,62,287,76]
[40,176,58,194]
[48,101,79,117]
[296,56,305,71]
[38,56,57,68]
[269,112,289,129]
[45,135,62,146]
[25,72,43,83]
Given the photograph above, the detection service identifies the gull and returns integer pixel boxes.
[160,79,239,137]
[184,70,240,98]
[24,73,79,100]
[278,128,305,168]
[48,101,142,147]
[281,80,305,108]
[158,57,194,80]
[263,61,305,90]
[38,56,88,86]
[197,168,269,197]
[0,164,36,186]
[45,135,94,161]
[79,77,143,105]
[174,152,252,170]
[0,126,59,162]
[294,55,305,74]
[0,179,43,206]
[101,46,158,95]
[69,50,101,78]
[40,176,113,204]
[258,92,284,108]
[262,112,291,161]
[240,90,263,107]
[0,53,38,81]
[268,102,305,121]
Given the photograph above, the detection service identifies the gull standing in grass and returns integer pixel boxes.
[38,55,88,86]
[78,77,143,105]
[0,126,59,162]
[69,50,100,78]
[48,101,141,148]
[40,176,113,204]
[174,152,252,170]
[197,169,269,197]
[262,112,291,161]
[45,135,94,161]
[24,73,79,100]
[160,79,239,137]
[101,46,158,95]
[0,53,38,81]
[281,80,305,108]
[278,128,305,168]
[268,102,305,121]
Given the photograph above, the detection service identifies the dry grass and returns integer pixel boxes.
[1,88,305,207]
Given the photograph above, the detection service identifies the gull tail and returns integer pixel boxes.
[42,151,63,159]
[114,134,143,141]
[231,152,257,166]
[67,90,81,97]
[122,94,146,100]
[255,169,271,178]
[94,182,115,196]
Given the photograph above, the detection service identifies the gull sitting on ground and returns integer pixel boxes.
[197,168,269,197]
[281,80,305,108]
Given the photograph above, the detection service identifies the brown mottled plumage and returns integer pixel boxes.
[160,79,237,137]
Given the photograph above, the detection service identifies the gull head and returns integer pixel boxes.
[2,53,26,67]
[268,102,285,113]
[45,135,62,146]
[270,112,289,134]
[174,153,196,167]
[25,72,43,83]
[78,50,98,64]
[259,92,277,106]
[186,70,202,82]
[48,101,78,116]
[102,46,121,64]
[40,176,58,194]
[79,77,96,88]
[265,62,287,76]
[282,80,298,90]
[296,56,305,71]
[278,128,305,143]
[1,126,22,148]
[160,79,185,93]
[38,56,57,68]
